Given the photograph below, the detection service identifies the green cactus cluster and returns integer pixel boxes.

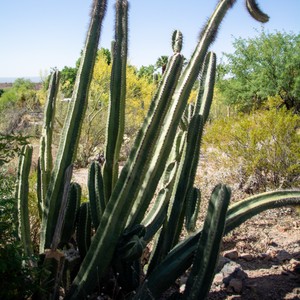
[14,0,300,299]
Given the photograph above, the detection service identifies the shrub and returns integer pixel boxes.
[204,108,300,191]
[0,150,39,299]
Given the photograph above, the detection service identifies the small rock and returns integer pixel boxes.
[261,253,272,261]
[224,249,239,260]
[276,250,292,262]
[290,258,300,266]
[266,248,277,259]
[240,253,254,261]
[216,255,231,271]
[213,273,224,286]
[220,261,248,286]
[228,278,243,293]
[179,283,186,293]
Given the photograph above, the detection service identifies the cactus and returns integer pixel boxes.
[76,202,92,260]
[40,0,107,251]
[59,182,81,247]
[102,0,128,201]
[16,145,34,263]
[14,0,300,299]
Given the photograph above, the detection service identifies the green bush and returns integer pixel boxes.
[204,108,300,191]
[0,171,39,299]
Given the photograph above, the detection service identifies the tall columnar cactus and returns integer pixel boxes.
[16,145,34,263]
[102,0,128,201]
[14,0,300,299]
[40,0,107,251]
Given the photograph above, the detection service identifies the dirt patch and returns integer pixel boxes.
[208,209,300,300]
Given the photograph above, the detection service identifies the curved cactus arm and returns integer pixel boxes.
[225,189,300,233]
[246,0,269,23]
[40,0,107,251]
[183,184,231,300]
[103,0,128,201]
[16,145,34,262]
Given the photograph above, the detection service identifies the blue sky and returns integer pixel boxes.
[1,0,299,78]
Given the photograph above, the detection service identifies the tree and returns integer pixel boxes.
[60,66,78,98]
[156,55,169,74]
[137,64,156,83]
[217,30,300,112]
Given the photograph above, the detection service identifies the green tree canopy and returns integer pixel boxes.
[217,30,300,112]
[156,55,169,74]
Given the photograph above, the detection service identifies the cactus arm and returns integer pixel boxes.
[165,115,204,250]
[183,184,231,300]
[60,182,81,246]
[185,187,201,232]
[38,71,60,213]
[39,136,46,205]
[37,158,43,219]
[16,145,34,262]
[88,161,106,229]
[196,52,217,123]
[41,0,107,251]
[127,0,240,228]
[225,189,300,233]
[43,70,60,182]
[51,165,73,251]
[133,129,186,227]
[87,162,100,228]
[141,131,187,242]
[76,202,92,260]
[246,0,269,23]
[103,0,128,201]
[159,52,216,252]
[95,161,106,218]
